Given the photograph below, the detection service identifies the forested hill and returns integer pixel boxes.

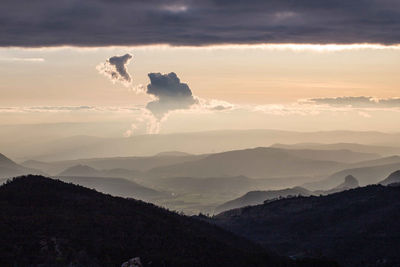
[214,184,400,266]
[0,175,335,267]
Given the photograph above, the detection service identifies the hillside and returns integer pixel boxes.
[55,175,164,202]
[215,187,313,214]
[380,170,400,185]
[0,153,42,178]
[148,147,347,179]
[318,175,359,195]
[215,176,359,214]
[213,185,400,266]
[0,175,331,267]
[58,164,103,177]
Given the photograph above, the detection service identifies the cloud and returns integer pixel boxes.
[0,106,143,114]
[307,96,400,108]
[0,57,45,62]
[97,54,133,86]
[145,72,198,119]
[1,0,400,46]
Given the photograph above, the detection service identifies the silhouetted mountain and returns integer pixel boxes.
[56,176,164,201]
[0,153,42,178]
[0,175,334,266]
[272,142,400,157]
[380,170,400,185]
[213,185,400,266]
[148,147,347,179]
[215,187,313,214]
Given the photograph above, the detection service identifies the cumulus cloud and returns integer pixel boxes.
[1,0,400,46]
[97,54,133,86]
[145,72,198,119]
[307,96,400,108]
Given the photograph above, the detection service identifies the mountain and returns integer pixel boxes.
[56,176,164,202]
[215,176,360,214]
[380,170,400,185]
[0,153,42,178]
[58,164,103,177]
[304,161,400,190]
[319,175,359,195]
[147,147,347,179]
[214,187,313,214]
[213,185,400,266]
[272,143,400,157]
[0,175,333,266]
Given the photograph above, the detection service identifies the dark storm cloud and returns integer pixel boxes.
[146,72,198,119]
[97,54,133,86]
[1,0,400,46]
[309,97,400,108]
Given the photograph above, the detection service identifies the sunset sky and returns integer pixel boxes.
[1,0,400,134]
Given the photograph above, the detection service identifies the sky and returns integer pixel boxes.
[1,0,400,135]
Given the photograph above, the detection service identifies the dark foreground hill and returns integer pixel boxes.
[213,185,400,266]
[0,175,334,267]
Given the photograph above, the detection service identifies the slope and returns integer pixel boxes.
[0,175,333,266]
[214,185,400,266]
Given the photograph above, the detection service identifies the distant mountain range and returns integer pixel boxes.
[0,175,333,266]
[3,128,400,161]
[272,142,400,157]
[213,183,400,266]
[21,146,383,180]
[147,147,353,179]
[22,153,206,175]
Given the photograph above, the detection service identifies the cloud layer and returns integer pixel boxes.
[2,0,400,46]
[308,96,400,108]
